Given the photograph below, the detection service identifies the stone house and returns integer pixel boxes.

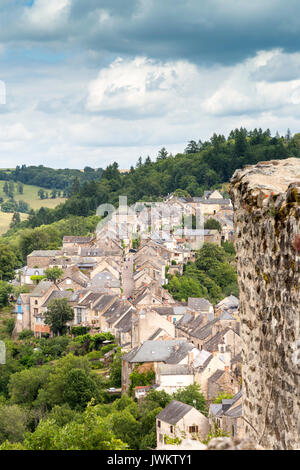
[209,391,243,440]
[156,364,194,394]
[187,297,214,316]
[152,305,189,326]
[29,280,58,336]
[94,234,123,257]
[57,266,89,292]
[207,369,240,402]
[203,190,223,200]
[14,293,31,333]
[175,315,217,350]
[90,258,120,281]
[156,400,209,449]
[133,270,155,290]
[203,327,242,360]
[133,286,163,307]
[89,271,121,295]
[121,339,198,393]
[18,267,45,285]
[193,349,227,399]
[62,236,95,252]
[130,308,176,348]
[27,250,62,268]
[40,290,74,335]
[73,292,117,327]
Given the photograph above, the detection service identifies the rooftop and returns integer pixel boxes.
[156,400,193,425]
[122,339,195,364]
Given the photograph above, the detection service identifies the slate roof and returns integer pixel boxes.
[209,391,242,418]
[196,198,231,205]
[224,403,242,418]
[156,400,193,425]
[78,292,102,307]
[61,266,89,288]
[219,311,236,320]
[31,280,54,297]
[112,309,133,332]
[122,340,195,364]
[28,250,61,257]
[42,290,73,307]
[188,297,212,311]
[203,328,231,352]
[93,294,116,311]
[191,318,219,340]
[207,369,225,383]
[152,306,174,316]
[209,404,223,417]
[63,236,94,244]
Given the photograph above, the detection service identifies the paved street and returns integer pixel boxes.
[122,254,134,299]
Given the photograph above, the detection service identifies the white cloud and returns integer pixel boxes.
[86,57,203,117]
[1,49,300,169]
[0,80,6,105]
[204,50,300,116]
[24,0,71,30]
[0,122,32,142]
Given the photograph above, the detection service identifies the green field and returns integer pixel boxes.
[0,212,28,235]
[0,181,66,234]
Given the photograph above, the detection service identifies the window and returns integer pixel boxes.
[34,308,38,314]
[35,300,38,305]
[189,426,199,434]
[170,426,173,433]
[159,434,164,443]
[232,425,235,437]
[157,420,161,428]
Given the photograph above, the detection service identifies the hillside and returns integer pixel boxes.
[0,165,103,191]
[0,181,66,234]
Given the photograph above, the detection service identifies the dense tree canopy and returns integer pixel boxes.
[166,242,237,303]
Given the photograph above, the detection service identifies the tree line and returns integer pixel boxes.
[19,127,300,230]
[0,165,103,191]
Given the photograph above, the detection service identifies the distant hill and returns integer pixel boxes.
[0,165,103,191]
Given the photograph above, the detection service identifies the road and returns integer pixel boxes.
[122,254,134,299]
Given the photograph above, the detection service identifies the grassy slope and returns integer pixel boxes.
[0,212,28,235]
[0,181,66,234]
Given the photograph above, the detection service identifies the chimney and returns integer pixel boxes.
[188,350,194,365]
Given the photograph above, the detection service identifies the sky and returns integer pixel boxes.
[1,1,300,169]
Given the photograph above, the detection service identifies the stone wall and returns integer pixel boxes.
[230,158,300,450]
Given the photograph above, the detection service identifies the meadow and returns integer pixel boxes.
[0,181,66,234]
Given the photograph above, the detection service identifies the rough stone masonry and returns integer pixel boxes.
[230,158,300,450]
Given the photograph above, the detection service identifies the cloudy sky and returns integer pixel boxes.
[1,0,300,169]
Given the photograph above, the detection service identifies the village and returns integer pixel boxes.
[12,189,242,449]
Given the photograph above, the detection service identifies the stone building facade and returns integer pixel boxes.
[230,158,300,450]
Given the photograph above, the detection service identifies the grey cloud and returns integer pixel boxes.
[2,1,300,65]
